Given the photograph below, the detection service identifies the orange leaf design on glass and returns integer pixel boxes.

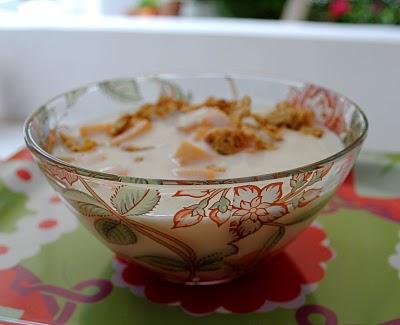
[299,188,322,207]
[173,190,212,198]
[44,163,78,186]
[288,85,345,135]
[232,219,262,242]
[209,196,232,226]
[260,183,283,203]
[172,198,209,228]
[173,207,203,228]
[209,209,231,226]
[290,172,313,190]
[319,162,334,178]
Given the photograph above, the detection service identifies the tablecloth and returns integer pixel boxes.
[0,149,399,325]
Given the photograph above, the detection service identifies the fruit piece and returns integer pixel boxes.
[194,126,211,140]
[300,126,324,138]
[174,141,213,166]
[84,153,107,164]
[60,131,97,152]
[174,168,219,180]
[177,108,232,131]
[44,129,56,153]
[111,119,152,146]
[121,145,154,152]
[206,164,226,173]
[80,123,112,137]
[110,114,133,136]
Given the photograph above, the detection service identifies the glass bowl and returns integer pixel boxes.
[24,75,368,285]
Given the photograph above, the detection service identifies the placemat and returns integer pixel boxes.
[1,149,399,325]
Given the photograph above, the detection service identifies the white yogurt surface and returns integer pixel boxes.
[53,114,344,179]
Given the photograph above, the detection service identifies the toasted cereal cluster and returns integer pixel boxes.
[264,101,323,137]
[133,96,193,120]
[205,127,249,155]
[59,131,97,152]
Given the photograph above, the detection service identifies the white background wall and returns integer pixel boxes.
[0,15,399,152]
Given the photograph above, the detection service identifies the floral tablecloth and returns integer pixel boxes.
[0,149,400,325]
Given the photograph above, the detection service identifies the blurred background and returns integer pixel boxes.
[3,0,400,23]
[0,0,399,157]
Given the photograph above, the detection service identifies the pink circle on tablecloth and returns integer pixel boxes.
[50,195,61,204]
[0,245,8,255]
[16,168,32,181]
[38,219,58,229]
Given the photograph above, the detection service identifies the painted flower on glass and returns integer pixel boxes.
[230,184,288,242]
[288,85,345,135]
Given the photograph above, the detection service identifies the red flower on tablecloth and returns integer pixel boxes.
[112,225,333,315]
[324,170,400,222]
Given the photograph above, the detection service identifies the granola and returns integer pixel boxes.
[59,131,97,152]
[205,127,249,155]
[49,93,333,180]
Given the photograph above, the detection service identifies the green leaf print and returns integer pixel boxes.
[99,79,141,102]
[136,255,188,272]
[261,225,285,253]
[287,194,332,226]
[111,186,160,216]
[210,196,230,213]
[74,202,112,218]
[289,173,308,191]
[155,78,190,101]
[65,87,88,107]
[63,188,102,205]
[0,181,31,233]
[343,110,364,145]
[63,188,111,217]
[196,252,225,271]
[95,219,137,245]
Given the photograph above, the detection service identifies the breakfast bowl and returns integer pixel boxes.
[24,75,368,285]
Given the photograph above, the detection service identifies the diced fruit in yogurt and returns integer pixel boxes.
[178,108,232,131]
[59,131,97,152]
[80,123,112,137]
[194,125,212,140]
[174,141,213,166]
[174,167,220,180]
[65,152,106,166]
[111,119,152,146]
[51,95,344,180]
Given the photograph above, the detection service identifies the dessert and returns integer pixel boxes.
[25,77,367,285]
[48,96,343,179]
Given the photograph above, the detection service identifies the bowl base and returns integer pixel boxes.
[167,274,241,286]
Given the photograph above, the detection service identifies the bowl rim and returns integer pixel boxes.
[24,74,368,186]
